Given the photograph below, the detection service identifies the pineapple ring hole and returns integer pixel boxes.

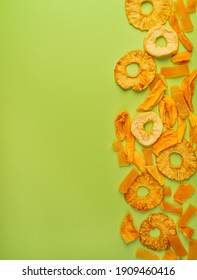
[126,62,141,77]
[144,120,154,134]
[141,1,153,15]
[137,186,150,197]
[170,152,183,168]
[150,227,161,238]
[156,36,167,47]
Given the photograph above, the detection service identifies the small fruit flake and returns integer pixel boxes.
[171,51,192,64]
[119,168,139,193]
[173,183,195,204]
[120,214,139,244]
[178,225,194,239]
[136,248,159,260]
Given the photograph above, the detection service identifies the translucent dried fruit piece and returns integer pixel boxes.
[178,204,197,227]
[171,52,192,64]
[136,248,160,260]
[124,174,163,212]
[119,168,139,193]
[156,139,197,181]
[112,140,129,166]
[144,25,178,57]
[161,95,177,128]
[188,239,197,260]
[125,0,172,31]
[152,129,178,156]
[169,235,187,257]
[114,50,156,91]
[181,70,197,112]
[131,112,163,146]
[133,151,146,173]
[142,148,154,166]
[174,0,194,32]
[189,113,197,150]
[169,12,193,52]
[160,201,183,215]
[163,186,172,197]
[171,86,190,119]
[178,225,194,239]
[139,213,177,251]
[176,116,186,143]
[120,214,139,244]
[146,165,165,186]
[162,250,177,260]
[137,75,167,111]
[160,63,190,78]
[173,183,195,204]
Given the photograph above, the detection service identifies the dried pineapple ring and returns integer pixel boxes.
[139,213,177,251]
[114,50,156,91]
[124,174,163,212]
[131,112,163,146]
[144,25,178,57]
[156,139,197,181]
[126,0,172,31]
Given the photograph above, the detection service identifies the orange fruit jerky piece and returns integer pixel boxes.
[169,235,187,257]
[163,186,172,197]
[160,95,177,128]
[188,239,197,259]
[173,183,195,204]
[160,201,183,215]
[178,204,197,227]
[160,63,190,78]
[171,86,190,119]
[171,51,192,64]
[112,140,129,166]
[174,0,194,32]
[178,225,194,239]
[136,248,159,260]
[162,250,177,260]
[176,116,186,143]
[120,214,139,244]
[119,168,139,193]
[189,113,197,150]
[152,129,178,156]
[186,0,197,13]
[133,151,146,173]
[181,70,197,112]
[142,148,153,166]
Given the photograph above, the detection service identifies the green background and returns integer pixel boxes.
[0,0,196,260]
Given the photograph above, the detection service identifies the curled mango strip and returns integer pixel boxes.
[136,248,159,260]
[178,204,197,227]
[119,168,139,193]
[137,75,167,111]
[188,239,197,260]
[120,214,139,244]
[186,0,197,13]
[133,151,146,173]
[160,63,190,78]
[176,116,186,143]
[169,12,193,52]
[160,95,177,128]
[173,183,195,204]
[169,235,187,257]
[152,129,178,156]
[174,0,194,32]
[142,148,153,166]
[181,70,197,112]
[171,86,190,119]
[178,225,194,239]
[160,201,183,215]
[189,113,197,150]
[162,250,177,260]
[171,51,192,64]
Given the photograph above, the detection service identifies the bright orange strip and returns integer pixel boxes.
[178,204,197,227]
[171,52,192,64]
[174,0,194,32]
[160,64,190,78]
[136,248,160,260]
[119,168,139,193]
[188,239,197,260]
[169,235,187,257]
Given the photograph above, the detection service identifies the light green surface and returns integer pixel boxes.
[0,0,196,260]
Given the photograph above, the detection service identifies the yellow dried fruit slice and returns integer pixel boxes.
[139,213,177,251]
[112,140,129,166]
[181,70,197,112]
[144,25,178,57]
[174,0,194,32]
[124,174,163,212]
[162,250,177,260]
[160,63,190,78]
[188,239,197,260]
[133,151,146,173]
[171,86,190,119]
[146,165,165,186]
[119,168,139,193]
[136,248,160,260]
[156,139,197,181]
[178,204,197,227]
[152,129,178,156]
[125,0,172,31]
[176,116,186,143]
[160,201,183,215]
[169,235,187,257]
[171,51,192,64]
[120,214,139,244]
[142,148,154,166]
[114,50,156,91]
[189,112,197,150]
[173,183,195,204]
[131,112,163,146]
[160,95,177,128]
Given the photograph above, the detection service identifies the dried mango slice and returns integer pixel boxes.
[124,174,163,212]
[178,225,194,239]
[133,151,146,173]
[144,25,178,57]
[112,140,129,166]
[120,214,139,244]
[152,129,178,156]
[131,112,163,146]
[176,116,186,143]
[174,0,194,32]
[160,63,190,78]
[142,148,154,166]
[181,70,197,112]
[189,113,197,150]
[114,50,156,91]
[139,213,177,251]
[169,235,187,257]
[186,0,197,13]
[146,165,165,186]
[160,201,183,215]
[137,75,167,111]
[125,0,172,31]
[173,183,195,204]
[162,250,177,260]
[136,248,160,260]
[188,239,197,260]
[160,95,178,128]
[163,186,172,197]
[119,168,139,193]
[171,52,192,64]
[178,204,197,227]
[171,86,190,119]
[156,139,197,181]
[169,12,193,52]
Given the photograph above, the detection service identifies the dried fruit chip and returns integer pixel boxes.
[189,112,197,150]
[160,63,190,78]
[120,214,139,244]
[146,165,165,186]
[112,140,129,166]
[178,204,197,227]
[169,234,187,257]
[119,168,139,193]
[125,0,172,31]
[131,112,163,146]
[171,86,190,119]
[152,129,178,156]
[186,0,197,13]
[160,201,183,215]
[174,0,194,32]
[173,183,195,204]
[139,213,177,251]
[133,151,146,173]
[171,51,192,64]
[162,250,177,260]
[124,174,163,212]
[181,70,197,112]
[142,148,154,166]
[114,50,156,91]
[176,116,186,143]
[144,25,178,57]
[136,248,160,260]
[188,239,197,260]
[159,95,177,128]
